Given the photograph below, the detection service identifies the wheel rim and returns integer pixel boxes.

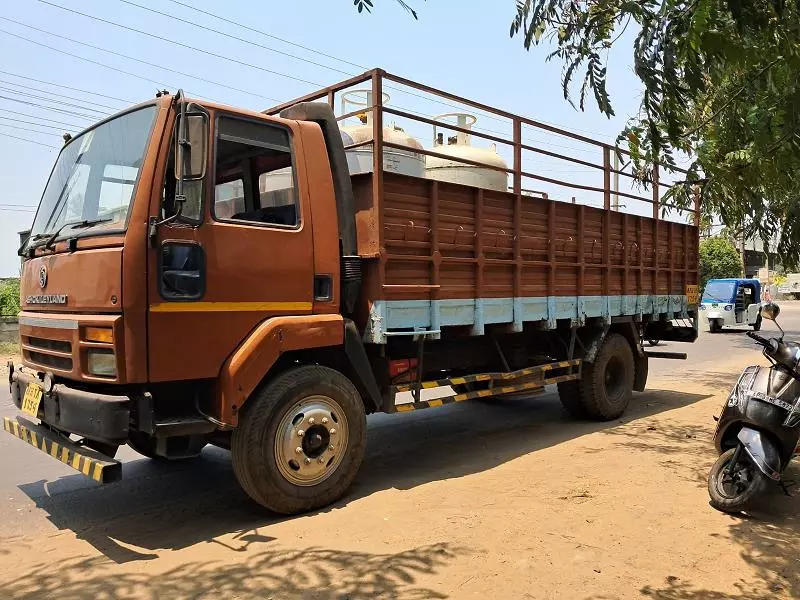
[716,457,757,499]
[274,395,350,487]
[604,355,626,399]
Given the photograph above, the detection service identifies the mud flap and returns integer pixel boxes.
[738,427,782,481]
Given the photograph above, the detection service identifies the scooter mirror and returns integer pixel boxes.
[761,302,780,321]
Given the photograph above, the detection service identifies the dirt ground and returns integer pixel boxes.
[1,351,799,599]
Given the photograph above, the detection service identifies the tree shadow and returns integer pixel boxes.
[1,541,465,600]
[636,466,800,600]
[14,387,710,563]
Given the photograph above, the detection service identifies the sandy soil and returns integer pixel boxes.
[1,352,798,599]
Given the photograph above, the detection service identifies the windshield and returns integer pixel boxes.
[29,105,158,245]
[702,281,736,303]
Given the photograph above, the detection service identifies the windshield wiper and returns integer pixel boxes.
[43,218,113,250]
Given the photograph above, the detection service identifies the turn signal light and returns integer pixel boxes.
[85,327,113,343]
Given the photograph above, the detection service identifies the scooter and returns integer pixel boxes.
[708,302,800,513]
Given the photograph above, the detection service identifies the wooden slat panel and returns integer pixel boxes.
[368,172,698,302]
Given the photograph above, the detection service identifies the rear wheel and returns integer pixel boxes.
[708,446,769,513]
[709,319,722,333]
[231,365,366,515]
[558,333,634,421]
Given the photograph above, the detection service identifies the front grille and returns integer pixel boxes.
[26,350,73,371]
[24,336,72,353]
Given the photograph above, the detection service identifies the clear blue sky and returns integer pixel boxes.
[0,0,649,277]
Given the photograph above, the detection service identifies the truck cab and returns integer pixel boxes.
[12,94,353,457]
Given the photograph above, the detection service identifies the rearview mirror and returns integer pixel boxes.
[175,112,208,182]
[761,302,780,321]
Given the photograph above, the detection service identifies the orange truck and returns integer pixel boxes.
[5,70,699,514]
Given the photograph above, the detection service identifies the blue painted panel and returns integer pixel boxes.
[365,294,692,343]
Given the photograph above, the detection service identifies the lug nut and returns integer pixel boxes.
[295,447,302,454]
[322,417,328,424]
[318,457,325,464]
[329,428,336,435]
[297,429,305,437]
[305,458,311,464]
[308,417,315,425]
[329,445,335,451]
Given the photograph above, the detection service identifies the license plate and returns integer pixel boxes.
[21,384,43,418]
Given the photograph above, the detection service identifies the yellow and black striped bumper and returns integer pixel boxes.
[390,359,581,413]
[3,416,121,483]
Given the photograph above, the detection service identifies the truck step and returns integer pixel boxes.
[3,416,121,483]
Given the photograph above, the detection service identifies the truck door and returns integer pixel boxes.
[148,111,314,382]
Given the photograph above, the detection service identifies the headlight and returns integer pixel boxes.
[87,349,116,377]
[699,305,706,310]
[724,305,734,311]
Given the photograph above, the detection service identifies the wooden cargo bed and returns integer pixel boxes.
[353,172,698,343]
[266,69,700,344]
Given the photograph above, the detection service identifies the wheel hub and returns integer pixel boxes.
[275,395,349,486]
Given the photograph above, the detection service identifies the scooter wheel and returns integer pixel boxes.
[708,447,769,513]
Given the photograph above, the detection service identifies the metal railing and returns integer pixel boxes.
[265,69,698,225]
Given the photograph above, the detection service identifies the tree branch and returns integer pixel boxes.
[682,58,781,138]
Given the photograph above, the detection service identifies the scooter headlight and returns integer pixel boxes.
[724,304,734,311]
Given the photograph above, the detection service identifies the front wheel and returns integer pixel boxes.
[231,365,366,515]
[708,446,769,513]
[709,319,722,333]
[752,315,762,331]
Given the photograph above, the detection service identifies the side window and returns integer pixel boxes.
[160,242,205,300]
[213,117,298,227]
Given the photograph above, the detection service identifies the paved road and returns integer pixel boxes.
[1,306,798,597]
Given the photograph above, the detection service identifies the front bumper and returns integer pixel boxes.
[3,416,121,483]
[9,364,130,445]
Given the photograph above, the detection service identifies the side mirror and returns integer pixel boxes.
[175,112,208,182]
[761,302,780,321]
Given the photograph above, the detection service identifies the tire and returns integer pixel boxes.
[708,446,769,513]
[709,319,722,333]
[752,315,762,331]
[231,365,366,515]
[558,333,635,421]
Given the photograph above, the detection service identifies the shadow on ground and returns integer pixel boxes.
[2,541,464,600]
[15,386,709,563]
[637,484,800,599]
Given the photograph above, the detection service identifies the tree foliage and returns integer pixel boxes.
[699,237,743,289]
[353,0,420,19]
[510,1,800,267]
[0,279,20,318]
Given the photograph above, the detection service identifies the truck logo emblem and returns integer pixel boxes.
[39,265,47,289]
[26,294,68,305]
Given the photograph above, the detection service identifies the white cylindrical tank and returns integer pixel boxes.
[337,90,426,178]
[425,113,508,192]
